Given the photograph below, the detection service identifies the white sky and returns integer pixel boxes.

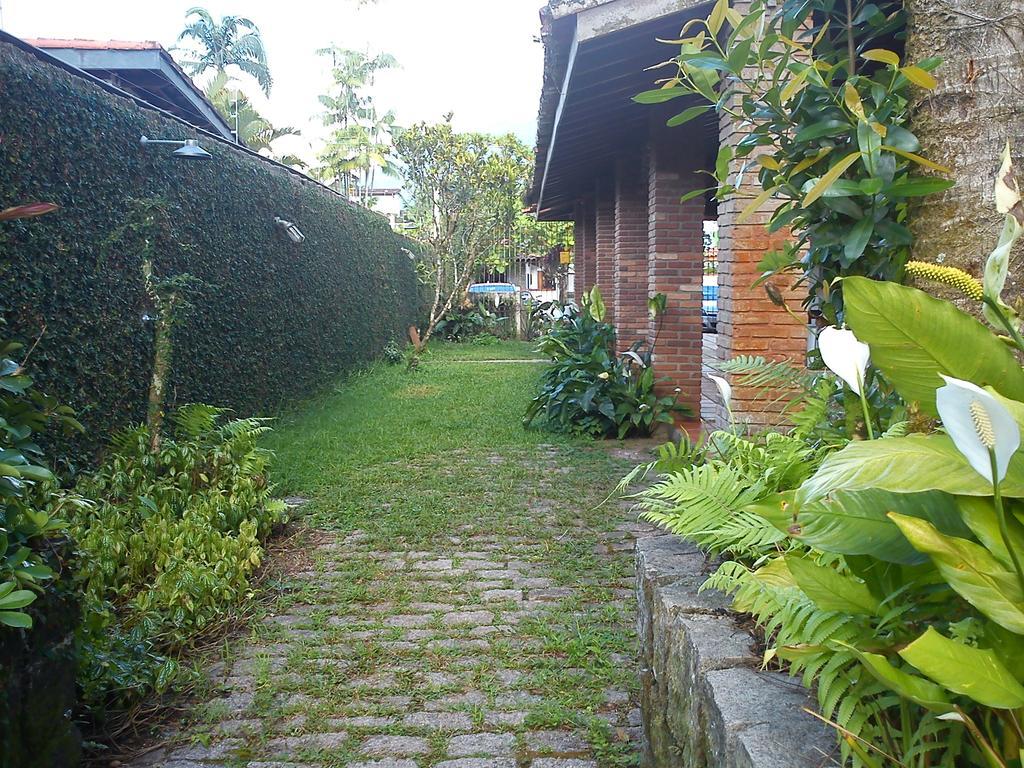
[0,0,546,165]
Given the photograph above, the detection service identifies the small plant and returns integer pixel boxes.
[382,339,404,365]
[71,404,286,715]
[524,287,688,439]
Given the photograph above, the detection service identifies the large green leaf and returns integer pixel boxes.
[751,489,969,564]
[900,627,1024,709]
[958,496,1024,569]
[785,555,880,615]
[889,513,1024,634]
[797,434,1024,502]
[843,276,1024,415]
[841,644,954,713]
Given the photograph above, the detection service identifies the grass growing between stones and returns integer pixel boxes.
[128,339,655,768]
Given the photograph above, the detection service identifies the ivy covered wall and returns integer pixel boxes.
[0,40,420,466]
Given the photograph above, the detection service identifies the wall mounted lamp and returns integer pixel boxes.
[140,135,212,159]
[274,216,305,244]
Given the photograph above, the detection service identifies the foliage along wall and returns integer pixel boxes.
[0,39,420,466]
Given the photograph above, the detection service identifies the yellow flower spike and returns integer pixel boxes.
[904,261,984,301]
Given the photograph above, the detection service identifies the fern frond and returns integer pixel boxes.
[718,355,815,392]
[634,464,783,558]
[172,403,225,437]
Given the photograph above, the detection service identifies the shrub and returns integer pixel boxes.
[434,302,498,342]
[524,288,687,439]
[0,335,85,629]
[70,404,286,714]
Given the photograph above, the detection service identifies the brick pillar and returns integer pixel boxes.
[647,139,703,423]
[573,204,588,298]
[595,178,616,323]
[614,154,650,350]
[581,198,596,298]
[573,198,596,299]
[717,93,806,429]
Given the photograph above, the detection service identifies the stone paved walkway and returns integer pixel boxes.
[127,444,656,768]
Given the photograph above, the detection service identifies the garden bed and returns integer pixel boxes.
[636,535,835,768]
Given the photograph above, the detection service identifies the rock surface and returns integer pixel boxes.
[636,535,836,767]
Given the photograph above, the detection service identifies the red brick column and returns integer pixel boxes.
[614,154,650,350]
[573,204,587,298]
[573,198,596,299]
[595,178,616,323]
[582,198,596,298]
[647,139,703,421]
[716,60,807,429]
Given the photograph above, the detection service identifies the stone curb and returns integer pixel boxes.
[635,535,836,767]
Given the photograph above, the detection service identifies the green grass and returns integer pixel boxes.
[264,339,625,544]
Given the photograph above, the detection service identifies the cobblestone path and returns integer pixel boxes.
[128,443,655,768]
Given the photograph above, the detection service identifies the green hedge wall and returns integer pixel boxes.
[0,40,420,466]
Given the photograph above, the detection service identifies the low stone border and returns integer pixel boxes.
[636,535,836,767]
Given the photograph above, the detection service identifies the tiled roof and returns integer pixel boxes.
[26,38,164,51]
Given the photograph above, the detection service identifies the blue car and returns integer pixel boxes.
[702,283,718,333]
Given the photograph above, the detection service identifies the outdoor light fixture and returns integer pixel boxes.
[140,135,212,160]
[274,216,305,244]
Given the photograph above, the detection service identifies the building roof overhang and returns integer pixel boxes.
[529,0,715,220]
[26,39,236,141]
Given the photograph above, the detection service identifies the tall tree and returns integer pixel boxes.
[395,121,531,344]
[176,7,272,95]
[317,47,397,128]
[317,48,398,199]
[205,72,298,149]
[906,0,1024,302]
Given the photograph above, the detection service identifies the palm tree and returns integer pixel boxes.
[177,7,272,95]
[204,72,305,168]
[317,109,398,204]
[317,47,396,129]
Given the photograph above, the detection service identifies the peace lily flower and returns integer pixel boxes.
[598,371,610,380]
[709,374,734,426]
[818,326,870,396]
[709,374,732,407]
[935,375,1020,483]
[937,374,1024,596]
[819,326,874,438]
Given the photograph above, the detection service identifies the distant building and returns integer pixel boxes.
[26,38,235,141]
[504,253,575,303]
[361,187,406,229]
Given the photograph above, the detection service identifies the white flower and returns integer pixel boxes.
[598,371,610,380]
[995,141,1021,218]
[638,403,649,411]
[936,375,1020,483]
[819,326,871,396]
[709,375,732,407]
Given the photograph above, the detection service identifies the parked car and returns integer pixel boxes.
[702,282,718,333]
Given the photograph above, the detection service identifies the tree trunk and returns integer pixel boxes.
[906,0,1024,306]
